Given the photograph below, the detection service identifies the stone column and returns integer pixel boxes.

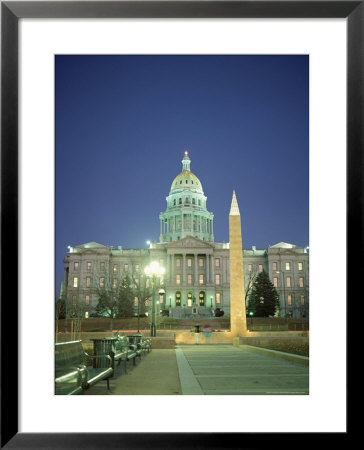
[182,254,186,283]
[206,254,209,285]
[194,253,198,286]
[229,190,247,337]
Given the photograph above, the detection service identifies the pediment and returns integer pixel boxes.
[167,236,214,249]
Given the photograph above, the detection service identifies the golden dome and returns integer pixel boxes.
[170,170,203,191]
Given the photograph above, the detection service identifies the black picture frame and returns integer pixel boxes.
[1,1,356,448]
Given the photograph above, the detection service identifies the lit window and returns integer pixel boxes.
[99,277,105,288]
[113,264,118,273]
[298,262,303,271]
[113,279,118,289]
[299,277,304,288]
[215,258,220,268]
[86,277,91,288]
[215,274,221,286]
[199,258,204,267]
[176,259,181,267]
[124,264,129,272]
[85,311,89,319]
[159,294,164,304]
[216,292,221,304]
[74,262,79,270]
[248,264,252,272]
[272,262,277,271]
[285,262,291,270]
[273,277,278,288]
[287,294,292,305]
[176,274,181,285]
[85,295,90,306]
[286,277,291,288]
[134,297,138,306]
[187,258,192,267]
[258,264,263,272]
[187,274,192,285]
[73,277,78,288]
[72,295,77,305]
[87,261,92,271]
[300,295,305,305]
[199,274,204,285]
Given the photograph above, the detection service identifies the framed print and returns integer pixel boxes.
[1,0,358,447]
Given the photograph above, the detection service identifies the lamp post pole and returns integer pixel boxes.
[144,261,165,338]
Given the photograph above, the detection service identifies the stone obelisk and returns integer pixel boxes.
[229,190,247,337]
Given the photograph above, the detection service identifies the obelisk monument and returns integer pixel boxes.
[229,190,247,337]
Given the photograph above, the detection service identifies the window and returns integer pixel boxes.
[298,262,303,271]
[113,278,118,289]
[146,279,150,288]
[134,278,139,288]
[299,277,304,288]
[199,292,205,306]
[173,199,176,206]
[74,261,79,270]
[272,262,277,271]
[99,277,105,288]
[258,264,263,272]
[199,274,204,285]
[72,295,77,305]
[179,198,182,204]
[113,264,118,273]
[215,258,220,268]
[187,274,192,285]
[100,262,105,271]
[85,295,90,306]
[198,199,201,206]
[86,276,91,288]
[135,264,140,272]
[192,198,195,204]
[73,277,78,288]
[248,264,252,272]
[287,294,292,306]
[215,274,221,286]
[176,292,181,306]
[124,264,129,272]
[87,261,92,271]
[176,274,181,285]
[159,294,164,304]
[285,262,291,270]
[176,258,181,267]
[187,258,192,267]
[216,292,221,304]
[273,277,278,288]
[134,297,138,306]
[199,258,204,267]
[300,295,305,305]
[286,277,291,288]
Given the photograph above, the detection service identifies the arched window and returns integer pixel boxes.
[175,292,181,307]
[185,197,190,204]
[199,291,205,306]
[187,292,193,307]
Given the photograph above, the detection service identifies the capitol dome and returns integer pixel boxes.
[159,151,214,243]
[170,152,203,193]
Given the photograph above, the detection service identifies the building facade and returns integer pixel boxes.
[61,153,309,318]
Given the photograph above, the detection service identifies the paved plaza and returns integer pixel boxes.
[82,344,308,395]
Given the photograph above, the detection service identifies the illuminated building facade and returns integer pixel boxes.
[62,153,309,318]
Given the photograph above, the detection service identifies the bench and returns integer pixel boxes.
[55,340,113,395]
[127,335,145,358]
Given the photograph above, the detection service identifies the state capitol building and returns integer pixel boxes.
[61,152,309,319]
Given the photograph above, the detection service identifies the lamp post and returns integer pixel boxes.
[144,261,165,337]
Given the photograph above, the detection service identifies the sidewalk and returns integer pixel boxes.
[82,349,181,395]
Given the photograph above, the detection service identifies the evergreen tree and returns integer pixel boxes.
[117,275,135,318]
[247,271,280,317]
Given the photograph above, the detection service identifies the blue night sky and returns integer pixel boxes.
[56,55,309,297]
